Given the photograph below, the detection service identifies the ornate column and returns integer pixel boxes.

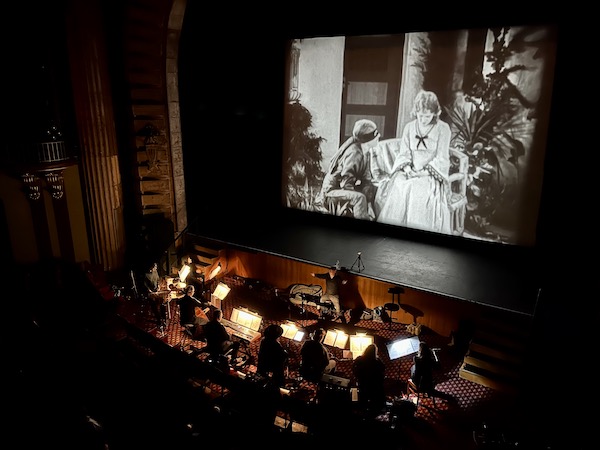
[65,0,126,271]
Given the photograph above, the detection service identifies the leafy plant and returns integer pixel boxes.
[444,26,545,241]
[283,100,325,210]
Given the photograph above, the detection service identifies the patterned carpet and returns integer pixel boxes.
[116,277,523,449]
[10,260,576,449]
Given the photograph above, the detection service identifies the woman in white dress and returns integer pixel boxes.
[376,90,452,234]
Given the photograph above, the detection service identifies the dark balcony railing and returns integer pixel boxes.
[2,140,78,174]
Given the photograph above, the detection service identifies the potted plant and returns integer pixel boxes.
[444,26,547,241]
[283,100,325,211]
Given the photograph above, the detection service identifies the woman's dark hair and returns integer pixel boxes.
[363,343,378,359]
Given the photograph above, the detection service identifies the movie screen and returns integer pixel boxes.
[281,25,557,246]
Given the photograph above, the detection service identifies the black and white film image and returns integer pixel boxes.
[282,25,557,246]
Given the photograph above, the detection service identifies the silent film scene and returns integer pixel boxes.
[3,3,578,449]
[282,25,557,247]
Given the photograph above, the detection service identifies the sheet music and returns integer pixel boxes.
[221,318,261,342]
[229,308,262,331]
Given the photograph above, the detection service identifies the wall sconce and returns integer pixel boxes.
[207,262,222,281]
[44,171,65,200]
[281,321,305,342]
[21,173,42,201]
[323,329,348,349]
[349,332,374,359]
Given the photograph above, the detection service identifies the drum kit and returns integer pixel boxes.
[150,276,186,301]
[149,276,189,325]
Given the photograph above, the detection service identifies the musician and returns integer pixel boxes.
[299,327,336,382]
[180,255,205,296]
[410,341,435,393]
[176,285,209,340]
[352,343,386,415]
[143,261,160,292]
[311,266,348,322]
[257,324,289,387]
[143,261,167,329]
[203,308,240,363]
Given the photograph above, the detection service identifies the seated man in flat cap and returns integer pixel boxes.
[316,119,379,220]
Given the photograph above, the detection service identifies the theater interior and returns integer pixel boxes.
[1,2,587,450]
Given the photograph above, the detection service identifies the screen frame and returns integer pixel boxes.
[281,24,557,249]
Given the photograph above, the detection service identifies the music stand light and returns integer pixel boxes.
[349,333,373,359]
[281,321,305,341]
[207,262,222,281]
[323,329,348,349]
[178,264,191,283]
[211,282,230,309]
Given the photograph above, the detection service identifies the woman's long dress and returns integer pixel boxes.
[376,119,452,234]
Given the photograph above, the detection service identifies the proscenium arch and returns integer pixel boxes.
[165,0,188,235]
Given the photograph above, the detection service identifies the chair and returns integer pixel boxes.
[447,148,469,235]
[177,322,197,351]
[406,377,437,409]
[175,303,207,353]
[383,286,404,329]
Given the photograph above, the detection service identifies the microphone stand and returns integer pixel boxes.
[350,252,365,273]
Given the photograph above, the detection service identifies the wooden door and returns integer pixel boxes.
[340,34,405,141]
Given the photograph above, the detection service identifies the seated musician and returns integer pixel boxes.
[410,341,435,393]
[176,285,209,340]
[143,261,167,329]
[352,343,386,415]
[203,308,240,364]
[299,327,336,382]
[257,324,289,387]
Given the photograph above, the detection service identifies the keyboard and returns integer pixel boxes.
[221,318,261,342]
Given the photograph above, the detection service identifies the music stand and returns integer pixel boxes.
[385,335,420,360]
[281,321,305,341]
[349,333,373,359]
[323,329,348,349]
[229,307,262,331]
[211,282,230,310]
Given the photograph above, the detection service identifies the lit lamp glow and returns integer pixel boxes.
[229,307,263,331]
[207,262,222,281]
[212,282,230,300]
[236,310,255,328]
[281,321,305,342]
[211,281,230,309]
[349,332,374,359]
[178,264,191,283]
[323,329,348,349]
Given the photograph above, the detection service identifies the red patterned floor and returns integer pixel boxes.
[116,282,522,449]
